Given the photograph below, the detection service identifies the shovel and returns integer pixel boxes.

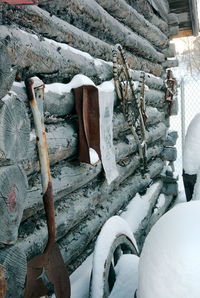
[24,77,71,298]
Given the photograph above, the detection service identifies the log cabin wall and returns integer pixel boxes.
[0,0,179,295]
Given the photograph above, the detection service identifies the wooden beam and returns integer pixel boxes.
[173,29,193,38]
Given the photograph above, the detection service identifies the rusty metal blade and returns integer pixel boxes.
[45,243,71,298]
[0,264,6,298]
[74,85,101,164]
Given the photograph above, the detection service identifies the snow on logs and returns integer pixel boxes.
[39,0,165,63]
[0,26,113,84]
[17,157,164,262]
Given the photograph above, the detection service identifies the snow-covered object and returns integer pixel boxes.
[98,80,119,184]
[138,201,200,298]
[89,148,99,165]
[45,74,95,94]
[90,216,138,298]
[183,112,200,175]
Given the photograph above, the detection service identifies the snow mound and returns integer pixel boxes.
[183,112,200,175]
[90,216,138,298]
[138,201,200,298]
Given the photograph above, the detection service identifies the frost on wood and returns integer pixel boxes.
[0,165,28,244]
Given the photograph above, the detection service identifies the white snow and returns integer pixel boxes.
[45,74,95,94]
[183,112,200,175]
[90,216,138,298]
[138,200,200,298]
[121,182,162,233]
[89,148,100,165]
[109,254,139,298]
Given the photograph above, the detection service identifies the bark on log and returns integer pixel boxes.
[145,89,166,108]
[0,92,30,162]
[0,25,113,85]
[146,0,169,21]
[95,0,168,49]
[1,4,162,76]
[0,41,17,100]
[0,165,28,244]
[17,156,164,262]
[126,0,168,34]
[39,0,165,63]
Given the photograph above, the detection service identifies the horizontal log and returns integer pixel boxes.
[167,13,179,25]
[113,106,165,138]
[0,92,30,162]
[95,0,168,49]
[168,25,180,38]
[0,41,17,100]
[40,0,165,63]
[126,0,168,34]
[146,0,169,22]
[0,25,113,85]
[22,122,166,220]
[11,77,164,119]
[162,43,176,58]
[17,156,164,261]
[145,89,166,107]
[0,101,166,174]
[0,165,28,244]
[162,58,179,68]
[0,4,162,77]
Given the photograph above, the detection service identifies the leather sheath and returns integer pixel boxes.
[74,85,101,164]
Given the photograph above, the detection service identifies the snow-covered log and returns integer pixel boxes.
[126,0,168,34]
[40,0,165,63]
[0,26,113,85]
[1,3,164,75]
[11,79,165,119]
[0,92,30,162]
[95,0,168,49]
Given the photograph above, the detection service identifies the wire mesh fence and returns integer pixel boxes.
[170,76,200,190]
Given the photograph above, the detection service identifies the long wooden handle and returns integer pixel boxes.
[25,77,55,252]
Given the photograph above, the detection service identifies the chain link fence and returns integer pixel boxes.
[170,76,200,190]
